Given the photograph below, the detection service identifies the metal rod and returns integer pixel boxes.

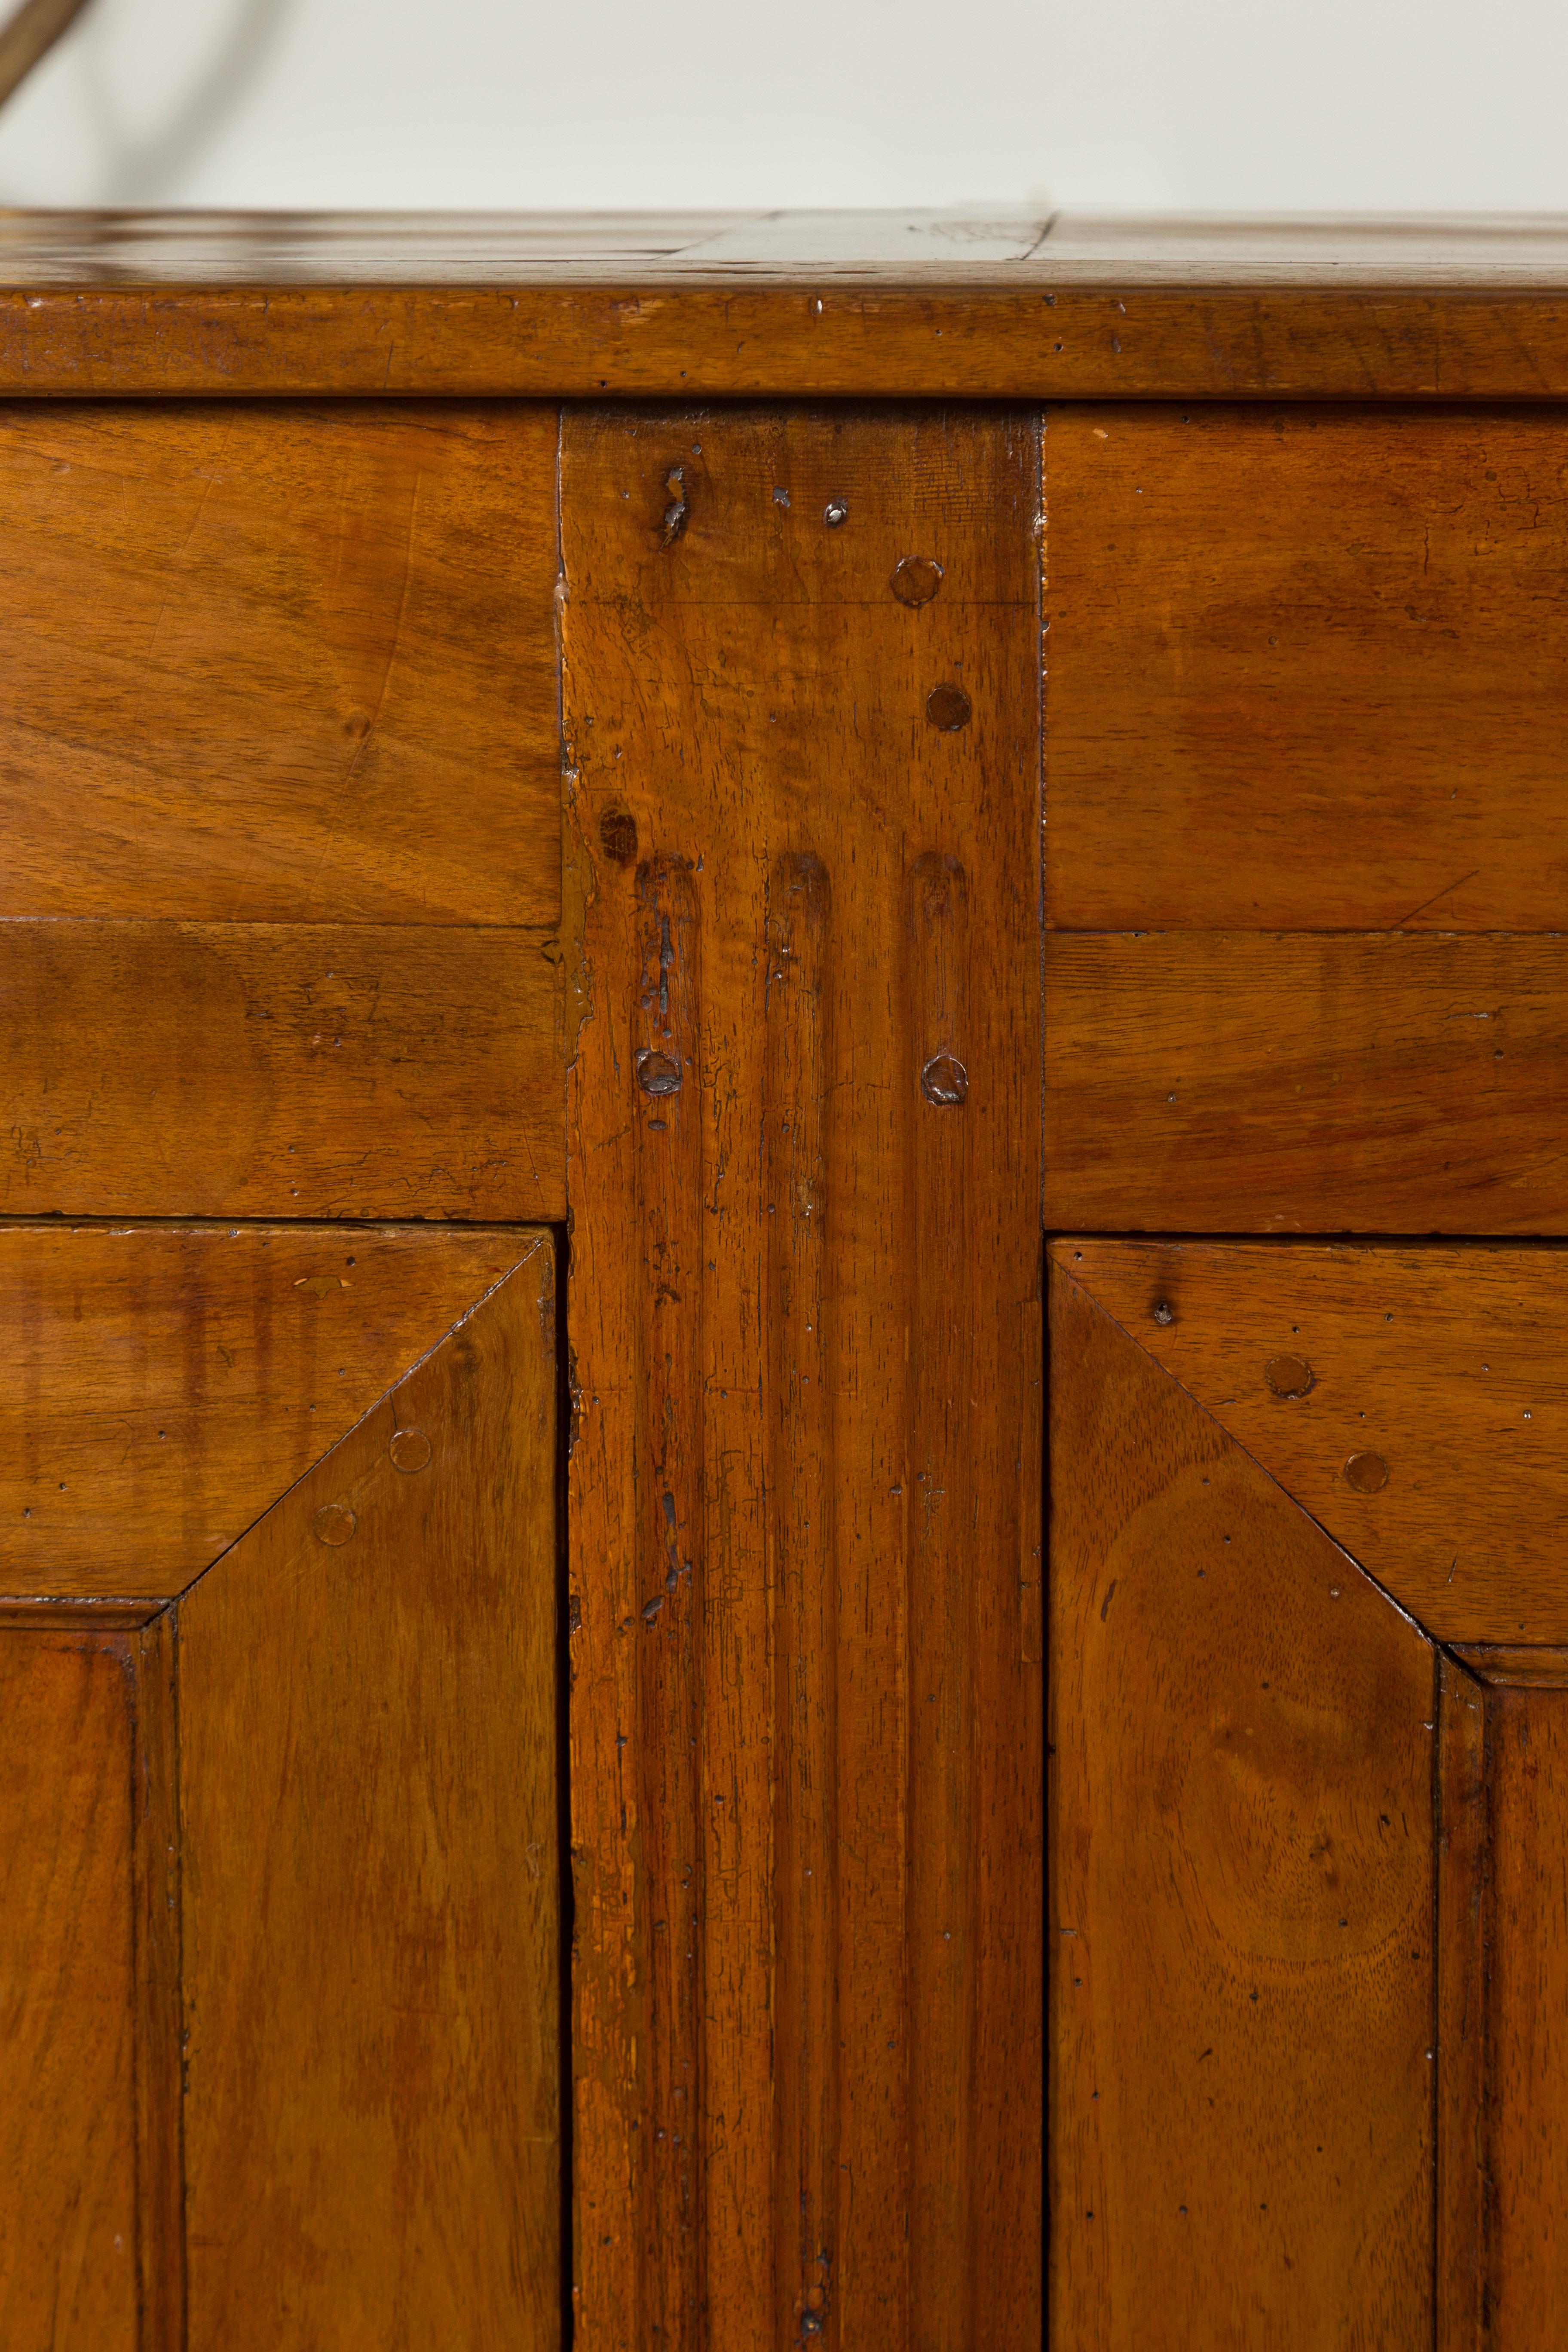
[0,0,93,114]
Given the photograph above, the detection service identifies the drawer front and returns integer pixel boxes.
[1045,405,1568,1230]
[0,402,565,1219]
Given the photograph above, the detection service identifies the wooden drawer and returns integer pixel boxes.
[0,403,565,1219]
[1044,405,1568,1231]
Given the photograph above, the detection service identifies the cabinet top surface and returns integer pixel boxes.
[14,208,1568,285]
[10,208,1568,396]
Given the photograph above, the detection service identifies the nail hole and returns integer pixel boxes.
[636,1048,682,1098]
[925,683,971,731]
[892,554,943,606]
[920,1051,968,1106]
[599,807,638,865]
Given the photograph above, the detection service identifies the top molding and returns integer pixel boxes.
[9,208,1568,397]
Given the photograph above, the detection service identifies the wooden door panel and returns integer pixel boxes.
[0,1231,560,2348]
[1055,1239,1568,2346]
[0,1222,537,1597]
[1049,1260,1436,2349]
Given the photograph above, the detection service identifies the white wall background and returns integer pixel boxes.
[0,0,1563,215]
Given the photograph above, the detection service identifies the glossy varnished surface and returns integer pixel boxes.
[0,403,559,924]
[1049,1259,1435,2347]
[1052,1240,1568,1642]
[7,210,1568,393]
[563,406,1042,2350]
[0,208,1054,281]
[12,208,1568,286]
[0,920,564,1219]
[0,1235,558,2346]
[0,1633,143,2349]
[180,1244,560,2350]
[0,396,566,1220]
[1044,404,1568,1232]
[1045,931,1568,1233]
[1437,1650,1568,2347]
[0,1223,536,1598]
[1055,1243,1568,2345]
[1048,406,1568,934]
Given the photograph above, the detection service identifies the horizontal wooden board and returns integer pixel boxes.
[1054,1238,1568,1643]
[0,1633,140,2352]
[0,1223,545,1599]
[180,1251,559,2351]
[4,213,1568,395]
[0,403,558,925]
[1045,931,1568,1233]
[1047,405,1568,933]
[0,919,564,1220]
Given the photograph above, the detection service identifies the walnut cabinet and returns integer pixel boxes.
[4,211,1568,2349]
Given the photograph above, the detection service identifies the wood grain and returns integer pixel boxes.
[0,1222,538,1598]
[0,919,563,1220]
[1436,1654,1487,2352]
[1452,1645,1568,1687]
[765,851,837,2348]
[1048,1259,1435,2349]
[179,1241,559,2351]
[905,845,978,2339]
[0,1633,142,2351]
[0,402,558,925]
[1046,405,1568,933]
[132,1608,184,2352]
[1054,1239,1568,1642]
[6,214,1568,394]
[1467,1679,1568,2343]
[628,853,706,2348]
[1431,1648,1568,2343]
[563,406,1042,2351]
[1044,930,1568,1233]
